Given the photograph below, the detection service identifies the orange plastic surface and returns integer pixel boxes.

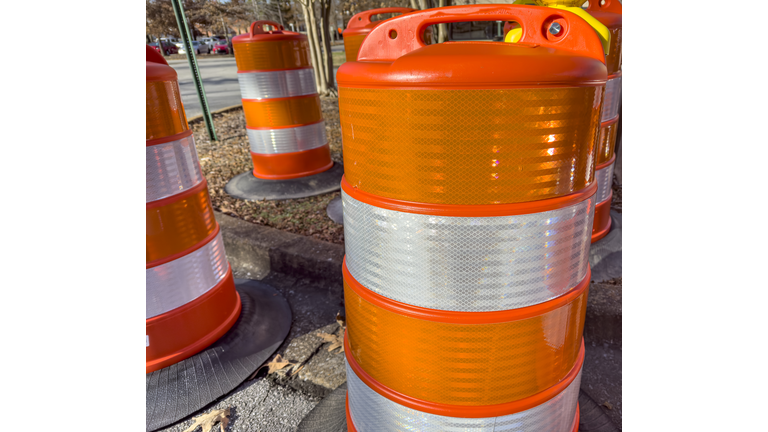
[597,116,619,165]
[339,86,601,205]
[344,34,366,62]
[591,192,612,243]
[234,39,312,71]
[243,95,323,128]
[345,330,584,418]
[146,179,216,264]
[146,80,189,140]
[146,269,241,373]
[251,144,333,179]
[344,264,588,406]
[586,0,621,75]
[357,5,606,65]
[341,175,597,217]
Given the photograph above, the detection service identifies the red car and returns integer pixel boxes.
[149,42,178,55]
[213,41,230,54]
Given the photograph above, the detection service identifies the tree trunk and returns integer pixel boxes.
[437,0,447,43]
[410,0,419,10]
[320,0,336,93]
[307,2,328,95]
[299,0,324,93]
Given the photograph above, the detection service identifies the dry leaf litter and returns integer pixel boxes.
[190,98,344,244]
[182,408,230,432]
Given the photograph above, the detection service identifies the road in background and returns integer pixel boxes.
[170,49,343,119]
[169,57,240,119]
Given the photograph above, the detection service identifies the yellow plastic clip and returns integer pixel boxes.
[509,0,611,54]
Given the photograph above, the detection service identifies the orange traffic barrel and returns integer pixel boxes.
[225,21,343,201]
[343,7,416,62]
[146,47,241,374]
[146,46,292,431]
[337,5,605,430]
[588,0,622,242]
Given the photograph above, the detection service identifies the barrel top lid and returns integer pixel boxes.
[146,45,176,82]
[339,41,606,87]
[344,7,417,36]
[233,20,306,43]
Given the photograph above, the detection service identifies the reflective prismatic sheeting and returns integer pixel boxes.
[146,134,203,202]
[601,75,621,122]
[242,94,323,128]
[347,360,581,432]
[343,191,595,312]
[344,272,588,406]
[146,181,216,264]
[339,87,602,205]
[146,231,229,319]
[597,120,618,165]
[234,39,312,71]
[247,121,327,154]
[596,162,615,204]
[344,35,366,62]
[146,80,188,140]
[238,68,317,100]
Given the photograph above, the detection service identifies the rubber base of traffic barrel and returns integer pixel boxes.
[326,196,343,224]
[225,162,343,201]
[145,279,292,431]
[296,383,349,432]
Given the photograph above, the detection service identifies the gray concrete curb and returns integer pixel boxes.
[187,104,243,124]
[215,211,344,284]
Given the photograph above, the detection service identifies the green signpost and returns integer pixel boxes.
[170,0,217,141]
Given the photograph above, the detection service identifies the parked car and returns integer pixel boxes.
[149,42,178,55]
[201,37,216,50]
[178,40,211,55]
[213,41,230,54]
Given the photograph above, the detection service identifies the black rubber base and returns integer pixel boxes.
[146,279,292,431]
[224,163,343,201]
[578,389,621,431]
[297,383,348,432]
[326,196,343,225]
[589,210,622,283]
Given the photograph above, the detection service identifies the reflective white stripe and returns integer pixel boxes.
[247,121,327,154]
[596,162,615,204]
[237,68,317,100]
[146,134,203,203]
[347,361,582,432]
[146,231,228,319]
[343,191,595,312]
[602,75,622,122]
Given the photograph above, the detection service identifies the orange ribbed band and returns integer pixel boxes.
[597,116,619,165]
[344,262,588,407]
[146,269,241,373]
[344,35,366,62]
[242,95,323,129]
[592,192,613,243]
[146,80,189,140]
[339,86,602,205]
[146,179,216,264]
[234,39,312,71]
[605,27,622,75]
[251,145,333,179]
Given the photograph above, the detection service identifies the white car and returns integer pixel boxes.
[178,40,211,55]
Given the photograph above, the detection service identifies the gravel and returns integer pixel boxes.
[159,378,321,432]
[190,98,344,244]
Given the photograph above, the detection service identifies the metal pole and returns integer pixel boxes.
[171,0,217,141]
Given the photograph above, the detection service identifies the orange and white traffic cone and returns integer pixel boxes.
[343,7,416,62]
[338,5,606,430]
[146,45,291,431]
[225,21,343,201]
